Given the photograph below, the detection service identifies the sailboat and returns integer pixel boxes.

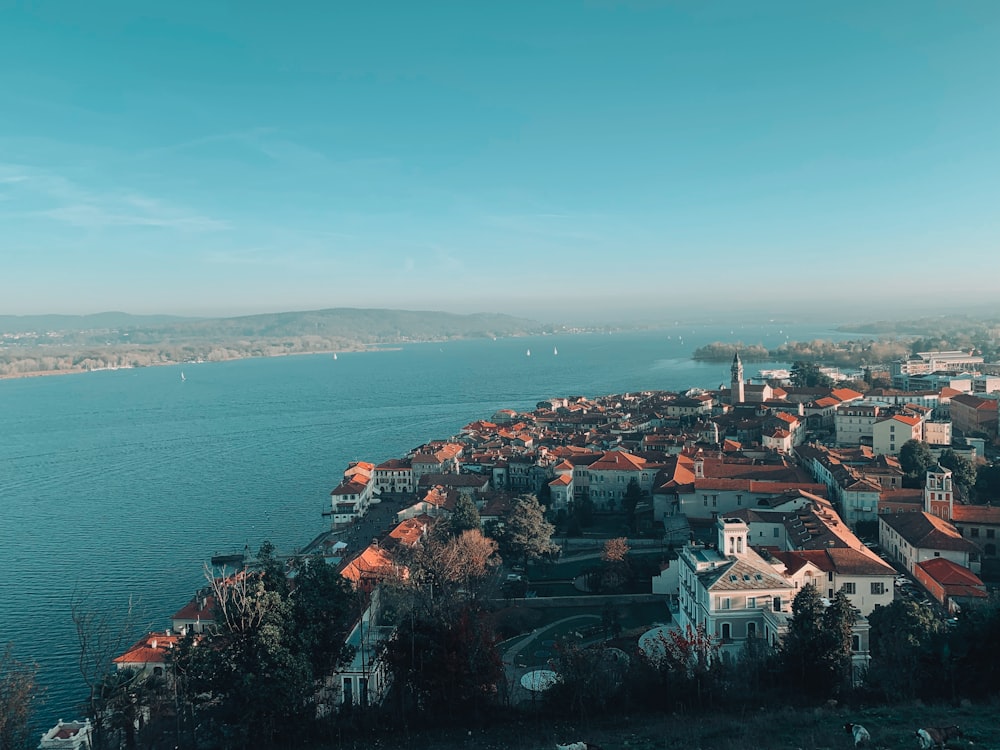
[180,371,186,382]
[526,349,531,357]
[333,353,338,360]
[553,347,558,355]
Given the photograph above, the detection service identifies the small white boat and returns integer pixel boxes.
[526,349,531,357]
[180,371,186,382]
[553,347,558,355]
[333,353,338,360]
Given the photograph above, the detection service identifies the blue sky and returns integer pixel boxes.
[2,2,999,322]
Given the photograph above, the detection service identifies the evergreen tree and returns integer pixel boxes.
[781,584,854,698]
[822,589,856,696]
[867,599,945,700]
[449,494,482,535]
[790,361,834,388]
[497,494,557,566]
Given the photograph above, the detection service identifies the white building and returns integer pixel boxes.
[879,510,981,576]
[835,402,884,447]
[373,458,413,496]
[871,414,923,456]
[676,518,795,659]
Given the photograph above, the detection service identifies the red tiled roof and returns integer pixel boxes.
[880,511,979,552]
[588,450,647,472]
[951,504,1000,525]
[916,557,985,587]
[114,633,181,665]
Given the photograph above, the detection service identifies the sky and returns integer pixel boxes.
[2,1,999,323]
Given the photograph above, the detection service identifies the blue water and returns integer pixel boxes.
[0,324,840,724]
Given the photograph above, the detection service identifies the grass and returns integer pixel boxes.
[326,700,998,749]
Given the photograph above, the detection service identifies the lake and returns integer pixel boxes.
[0,322,841,724]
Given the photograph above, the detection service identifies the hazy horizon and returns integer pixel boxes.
[2,300,997,332]
[3,3,999,318]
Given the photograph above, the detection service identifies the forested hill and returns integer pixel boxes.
[139,308,545,343]
[0,308,549,377]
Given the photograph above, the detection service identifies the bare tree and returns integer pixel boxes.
[0,643,42,750]
[71,592,146,750]
[203,565,273,635]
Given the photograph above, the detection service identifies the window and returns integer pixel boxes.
[747,622,757,638]
[721,623,731,640]
[772,596,782,611]
[988,529,995,539]
[343,677,354,705]
[871,582,885,595]
[747,597,757,609]
[773,527,780,537]
[828,571,834,582]
[851,634,861,652]
[842,582,856,595]
[721,597,731,610]
[971,528,980,538]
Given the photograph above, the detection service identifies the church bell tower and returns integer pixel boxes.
[731,352,745,405]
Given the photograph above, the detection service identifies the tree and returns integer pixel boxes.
[975,463,1000,501]
[938,449,976,497]
[0,643,42,750]
[404,526,500,601]
[181,543,357,747]
[545,642,623,719]
[497,494,557,567]
[449,494,482,536]
[570,495,594,530]
[899,439,935,485]
[289,557,357,677]
[790,361,834,388]
[379,600,502,724]
[190,564,313,746]
[867,599,945,700]
[71,593,147,750]
[623,478,643,532]
[781,584,854,698]
[602,537,630,564]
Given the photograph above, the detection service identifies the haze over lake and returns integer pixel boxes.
[0,324,844,724]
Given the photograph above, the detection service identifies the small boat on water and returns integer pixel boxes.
[180,371,186,382]
[333,353,338,360]
[526,349,531,357]
[553,347,558,355]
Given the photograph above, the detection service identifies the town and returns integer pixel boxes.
[47,350,999,750]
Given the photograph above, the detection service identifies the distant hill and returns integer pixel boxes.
[0,307,550,378]
[127,308,545,344]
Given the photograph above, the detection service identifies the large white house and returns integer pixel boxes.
[676,517,874,678]
[676,518,795,659]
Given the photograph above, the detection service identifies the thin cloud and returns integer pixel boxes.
[0,162,228,231]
